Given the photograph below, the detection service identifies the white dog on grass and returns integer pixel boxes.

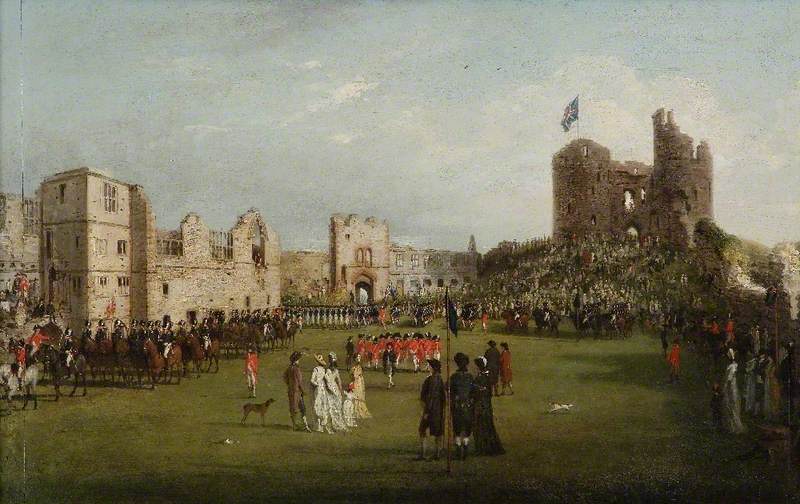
[548,402,574,413]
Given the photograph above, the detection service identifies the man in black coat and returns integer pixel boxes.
[416,358,445,461]
[484,340,501,397]
[450,352,474,460]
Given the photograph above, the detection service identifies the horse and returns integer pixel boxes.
[532,307,560,335]
[142,338,182,388]
[205,337,220,373]
[502,309,530,334]
[28,344,65,400]
[182,334,207,378]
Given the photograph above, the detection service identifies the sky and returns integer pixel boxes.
[0,1,798,251]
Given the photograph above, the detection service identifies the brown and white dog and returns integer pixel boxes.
[241,398,275,426]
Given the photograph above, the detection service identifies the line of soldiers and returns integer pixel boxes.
[346,332,442,373]
[282,304,402,330]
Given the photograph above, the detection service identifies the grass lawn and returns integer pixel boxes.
[1,319,795,503]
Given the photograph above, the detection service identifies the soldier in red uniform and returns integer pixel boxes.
[244,345,259,398]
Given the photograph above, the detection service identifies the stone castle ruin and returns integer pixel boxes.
[552,108,714,246]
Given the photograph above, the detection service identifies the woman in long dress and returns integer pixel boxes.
[722,350,746,434]
[471,357,505,455]
[310,354,332,433]
[325,352,348,432]
[350,353,371,419]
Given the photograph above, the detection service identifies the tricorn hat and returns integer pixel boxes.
[427,358,441,372]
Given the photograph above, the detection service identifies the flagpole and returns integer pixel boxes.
[445,288,452,476]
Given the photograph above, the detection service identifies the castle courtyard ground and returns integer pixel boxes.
[2,320,795,503]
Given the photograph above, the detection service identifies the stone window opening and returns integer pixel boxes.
[423,279,432,287]
[97,276,108,287]
[591,215,597,226]
[23,198,39,235]
[45,230,52,258]
[450,278,459,286]
[596,171,600,182]
[437,279,444,288]
[693,188,699,201]
[117,240,127,255]
[366,248,373,267]
[117,276,130,296]
[75,236,80,250]
[94,238,107,256]
[567,202,572,215]
[411,254,419,269]
[395,253,403,267]
[162,283,169,296]
[103,182,118,213]
[340,266,346,282]
[640,188,646,203]
[591,186,595,196]
[356,248,364,265]
[59,184,66,204]
[157,239,183,256]
[210,231,233,261]
[251,221,266,266]
[582,145,589,157]
[624,190,635,213]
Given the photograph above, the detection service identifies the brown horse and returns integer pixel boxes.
[142,339,182,388]
[82,338,116,384]
[205,338,220,373]
[183,334,206,378]
[502,310,530,334]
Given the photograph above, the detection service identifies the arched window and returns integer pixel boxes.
[591,215,597,226]
[582,145,589,157]
[356,248,364,265]
[693,188,699,201]
[640,188,646,203]
[624,190,635,212]
[366,248,373,267]
[567,202,572,215]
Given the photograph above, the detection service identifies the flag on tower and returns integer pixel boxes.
[561,95,579,132]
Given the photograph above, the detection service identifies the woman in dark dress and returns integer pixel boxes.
[472,357,505,456]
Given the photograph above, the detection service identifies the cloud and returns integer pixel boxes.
[307,78,379,113]
[184,124,230,135]
[302,60,322,69]
[329,133,356,145]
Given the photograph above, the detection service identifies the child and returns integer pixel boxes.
[244,345,259,398]
[343,383,358,428]
[667,338,680,383]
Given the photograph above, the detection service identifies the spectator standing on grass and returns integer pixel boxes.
[722,349,746,434]
[416,359,445,461]
[244,345,259,398]
[667,338,681,383]
[484,340,501,397]
[499,342,513,396]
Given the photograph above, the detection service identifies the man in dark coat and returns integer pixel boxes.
[283,351,311,432]
[450,352,474,460]
[416,358,445,461]
[484,340,501,396]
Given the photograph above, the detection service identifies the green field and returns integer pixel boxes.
[1,321,794,503]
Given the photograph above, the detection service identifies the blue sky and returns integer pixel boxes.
[1,1,798,250]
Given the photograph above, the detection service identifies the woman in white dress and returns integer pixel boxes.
[325,352,348,432]
[342,383,358,428]
[722,349,746,434]
[310,354,332,433]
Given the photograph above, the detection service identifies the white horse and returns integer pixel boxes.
[2,364,39,409]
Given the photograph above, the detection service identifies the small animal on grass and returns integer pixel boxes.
[548,402,574,413]
[241,398,275,426]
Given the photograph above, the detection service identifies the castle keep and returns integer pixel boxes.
[552,108,713,245]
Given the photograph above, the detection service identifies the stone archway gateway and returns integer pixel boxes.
[355,280,372,305]
[626,225,640,239]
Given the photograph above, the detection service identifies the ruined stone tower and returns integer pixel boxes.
[552,108,713,246]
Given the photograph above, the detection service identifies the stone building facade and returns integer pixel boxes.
[39,168,280,330]
[0,192,40,294]
[552,108,713,246]
[282,214,479,303]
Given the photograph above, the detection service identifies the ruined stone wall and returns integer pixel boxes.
[280,250,330,298]
[146,210,281,323]
[552,108,713,247]
[0,193,40,292]
[329,214,390,302]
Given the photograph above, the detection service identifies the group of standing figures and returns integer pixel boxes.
[418,352,506,461]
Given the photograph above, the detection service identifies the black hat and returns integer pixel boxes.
[487,340,497,347]
[427,358,441,372]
